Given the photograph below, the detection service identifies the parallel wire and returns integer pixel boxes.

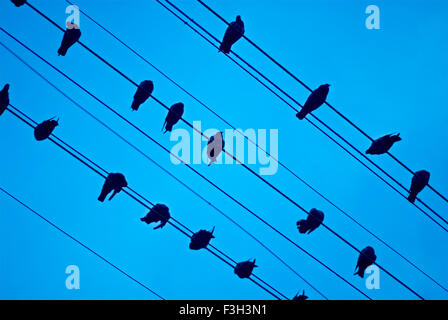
[0,186,165,300]
[55,1,448,293]
[196,0,448,205]
[20,2,426,299]
[1,26,384,300]
[157,0,448,233]
[3,105,284,301]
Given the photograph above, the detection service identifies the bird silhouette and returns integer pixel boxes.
[354,246,376,278]
[58,26,81,56]
[292,290,308,301]
[189,227,215,250]
[0,84,10,116]
[408,170,430,203]
[131,80,154,111]
[163,102,184,133]
[234,259,257,279]
[296,208,324,234]
[296,84,330,120]
[11,0,27,7]
[219,16,245,54]
[34,118,58,141]
[140,204,171,229]
[207,132,225,166]
[366,133,401,155]
[98,173,127,202]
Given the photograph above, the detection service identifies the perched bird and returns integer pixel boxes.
[34,118,58,141]
[140,203,171,229]
[354,246,376,278]
[11,0,27,7]
[366,133,401,155]
[163,102,184,133]
[207,132,225,166]
[189,227,215,250]
[219,15,245,54]
[292,290,308,301]
[58,27,81,56]
[296,84,330,120]
[131,80,154,111]
[234,259,257,279]
[296,208,324,234]
[407,170,430,203]
[0,84,10,116]
[98,173,128,202]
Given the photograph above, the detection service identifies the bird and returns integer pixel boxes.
[292,290,308,301]
[296,84,330,120]
[10,0,27,7]
[140,204,171,229]
[366,133,401,155]
[219,15,245,54]
[0,84,10,116]
[354,246,376,278]
[234,259,257,279]
[162,102,184,133]
[296,208,324,234]
[407,170,430,203]
[98,173,128,202]
[207,132,225,166]
[189,227,215,250]
[34,118,59,141]
[131,80,154,111]
[58,27,81,56]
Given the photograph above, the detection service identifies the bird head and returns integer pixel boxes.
[3,84,10,91]
[236,15,242,22]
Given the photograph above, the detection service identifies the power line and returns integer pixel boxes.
[0,186,166,300]
[196,0,448,206]
[157,0,448,233]
[3,105,285,301]
[54,1,448,294]
[17,2,425,299]
[0,26,378,300]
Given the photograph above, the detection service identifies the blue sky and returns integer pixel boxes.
[0,0,447,300]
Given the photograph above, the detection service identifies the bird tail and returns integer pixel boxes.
[131,101,139,111]
[98,191,107,202]
[296,110,306,120]
[407,193,417,203]
[219,42,230,54]
[57,47,67,56]
[354,268,365,278]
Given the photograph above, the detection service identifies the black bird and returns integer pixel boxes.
[98,173,128,202]
[207,132,225,166]
[58,27,81,56]
[189,227,215,250]
[34,118,58,141]
[0,84,10,116]
[292,290,308,301]
[296,84,330,120]
[131,80,154,111]
[366,133,401,155]
[140,203,171,229]
[234,259,257,279]
[354,246,376,278]
[296,208,324,234]
[163,102,184,133]
[407,170,430,203]
[11,0,27,7]
[219,15,245,54]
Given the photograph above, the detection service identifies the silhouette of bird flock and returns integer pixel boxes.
[1,0,446,300]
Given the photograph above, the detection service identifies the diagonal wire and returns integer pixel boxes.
[0,186,166,300]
